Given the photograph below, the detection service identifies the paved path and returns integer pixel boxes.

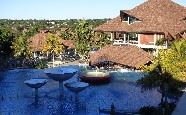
[172,91,186,115]
[62,60,80,66]
[47,60,80,68]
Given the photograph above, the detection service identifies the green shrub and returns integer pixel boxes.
[34,59,48,69]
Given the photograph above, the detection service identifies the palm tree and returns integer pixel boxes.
[43,33,64,67]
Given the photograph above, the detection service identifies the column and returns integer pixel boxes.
[33,52,36,58]
[154,34,157,45]
[35,88,39,103]
[123,33,126,43]
[110,32,113,41]
[165,40,168,49]
[138,34,141,45]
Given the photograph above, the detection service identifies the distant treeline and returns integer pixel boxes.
[0,19,110,35]
[0,18,111,58]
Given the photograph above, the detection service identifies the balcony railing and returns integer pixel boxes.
[113,40,126,45]
[113,40,167,49]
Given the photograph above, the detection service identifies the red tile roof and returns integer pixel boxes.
[89,45,153,69]
[61,40,75,49]
[94,0,186,38]
[29,31,75,52]
[29,31,48,52]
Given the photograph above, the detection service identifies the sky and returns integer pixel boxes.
[0,0,186,20]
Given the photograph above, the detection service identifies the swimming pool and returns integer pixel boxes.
[0,67,161,115]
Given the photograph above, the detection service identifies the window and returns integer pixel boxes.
[129,17,137,24]
[123,16,128,21]
[129,33,138,40]
[121,14,139,25]
[126,33,138,44]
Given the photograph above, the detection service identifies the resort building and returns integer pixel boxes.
[94,0,186,49]
[29,30,75,59]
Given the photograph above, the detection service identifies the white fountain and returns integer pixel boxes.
[80,70,110,84]
[65,82,89,93]
[44,67,77,97]
[65,81,89,112]
[24,78,48,102]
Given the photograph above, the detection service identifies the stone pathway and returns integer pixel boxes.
[172,91,186,115]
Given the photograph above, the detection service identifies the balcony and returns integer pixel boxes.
[113,40,126,45]
[113,40,139,45]
[113,40,167,49]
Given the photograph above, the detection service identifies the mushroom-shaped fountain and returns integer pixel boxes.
[44,67,77,97]
[80,70,110,84]
[65,82,89,93]
[24,78,48,102]
[65,82,89,111]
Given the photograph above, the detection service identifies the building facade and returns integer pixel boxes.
[95,0,186,49]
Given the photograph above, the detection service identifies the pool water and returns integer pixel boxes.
[110,71,144,82]
[0,67,162,115]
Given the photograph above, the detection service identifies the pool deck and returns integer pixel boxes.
[172,90,186,115]
[47,60,80,67]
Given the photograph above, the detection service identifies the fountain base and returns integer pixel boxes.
[80,71,110,84]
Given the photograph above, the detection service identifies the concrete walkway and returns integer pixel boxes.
[62,60,80,66]
[172,92,186,115]
[47,60,80,68]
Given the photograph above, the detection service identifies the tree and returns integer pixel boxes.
[11,33,32,59]
[171,39,186,59]
[74,20,93,59]
[24,26,39,38]
[60,29,73,40]
[43,33,64,67]
[0,29,14,56]
[94,32,112,48]
[157,39,186,81]
[138,39,186,91]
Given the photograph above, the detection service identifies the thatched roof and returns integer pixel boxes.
[89,45,153,69]
[94,0,186,38]
[29,30,75,52]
